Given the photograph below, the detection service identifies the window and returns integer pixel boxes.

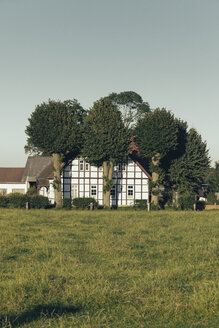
[72,185,78,198]
[85,163,89,171]
[79,160,84,170]
[110,186,116,197]
[0,189,7,196]
[12,189,25,194]
[128,185,134,198]
[91,185,97,196]
[118,163,126,171]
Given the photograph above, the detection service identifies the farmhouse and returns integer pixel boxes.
[62,152,151,206]
[0,150,151,206]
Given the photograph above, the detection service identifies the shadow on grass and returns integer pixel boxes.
[0,304,82,327]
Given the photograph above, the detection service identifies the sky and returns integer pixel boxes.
[0,0,218,167]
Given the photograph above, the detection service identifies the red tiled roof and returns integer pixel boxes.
[0,168,25,183]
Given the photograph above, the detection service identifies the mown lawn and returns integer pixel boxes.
[0,209,218,327]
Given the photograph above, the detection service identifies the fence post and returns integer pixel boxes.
[147,202,150,212]
[89,202,94,211]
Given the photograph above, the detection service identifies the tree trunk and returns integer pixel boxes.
[103,161,113,207]
[52,153,62,208]
[151,154,160,206]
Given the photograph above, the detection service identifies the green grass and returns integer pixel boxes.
[0,209,218,327]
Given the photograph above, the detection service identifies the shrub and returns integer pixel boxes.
[207,192,217,205]
[178,193,195,210]
[26,186,37,196]
[72,197,98,209]
[63,198,72,210]
[134,199,147,209]
[196,201,205,211]
[27,195,50,209]
[6,193,27,208]
[150,203,161,210]
[0,196,9,208]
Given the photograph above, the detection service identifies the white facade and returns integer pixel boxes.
[39,181,55,203]
[0,183,27,195]
[62,156,150,206]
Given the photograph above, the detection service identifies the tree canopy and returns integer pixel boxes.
[25,99,86,158]
[169,128,210,194]
[205,162,219,193]
[134,108,179,160]
[108,91,150,128]
[82,97,129,166]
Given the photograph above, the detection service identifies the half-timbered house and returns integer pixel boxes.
[62,152,151,206]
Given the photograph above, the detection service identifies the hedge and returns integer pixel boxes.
[0,193,50,209]
[72,197,98,209]
[63,198,72,210]
[134,199,147,209]
[178,193,196,210]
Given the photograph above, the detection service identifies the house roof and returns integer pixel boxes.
[129,138,152,179]
[0,168,25,183]
[22,156,54,187]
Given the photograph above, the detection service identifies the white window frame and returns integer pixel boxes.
[72,184,78,199]
[0,189,7,195]
[127,185,134,198]
[91,185,97,196]
[79,160,84,170]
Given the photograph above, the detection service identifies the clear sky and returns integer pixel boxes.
[0,0,218,167]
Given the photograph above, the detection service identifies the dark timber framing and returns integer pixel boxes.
[62,156,151,206]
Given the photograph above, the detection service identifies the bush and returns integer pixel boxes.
[134,199,147,209]
[150,203,161,210]
[72,197,98,209]
[27,195,50,209]
[196,201,206,211]
[207,192,217,205]
[178,193,195,210]
[0,196,9,208]
[6,193,27,208]
[26,186,37,196]
[63,198,72,210]
[0,193,50,209]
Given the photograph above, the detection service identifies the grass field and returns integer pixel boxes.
[0,209,218,327]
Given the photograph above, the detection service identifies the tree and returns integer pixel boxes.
[25,99,86,207]
[169,128,210,195]
[134,108,179,205]
[108,91,150,129]
[205,162,219,193]
[82,97,129,207]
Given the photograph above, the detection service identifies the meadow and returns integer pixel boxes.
[0,209,218,328]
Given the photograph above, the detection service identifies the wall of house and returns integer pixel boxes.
[62,156,149,206]
[39,180,55,203]
[0,183,27,195]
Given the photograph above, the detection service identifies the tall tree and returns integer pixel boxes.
[25,99,86,207]
[205,162,219,193]
[134,108,179,205]
[82,97,129,207]
[108,91,150,128]
[169,128,210,195]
